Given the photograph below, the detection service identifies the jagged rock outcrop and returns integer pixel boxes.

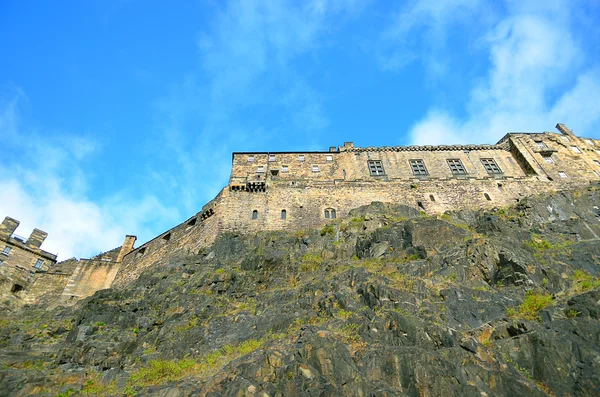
[1,184,600,396]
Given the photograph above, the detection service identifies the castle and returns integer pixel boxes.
[3,123,600,305]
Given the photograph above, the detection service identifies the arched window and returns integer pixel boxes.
[281,209,287,219]
[429,195,435,202]
[484,193,491,201]
[324,208,336,219]
[252,210,258,220]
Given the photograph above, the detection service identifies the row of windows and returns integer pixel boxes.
[0,246,44,269]
[538,138,595,154]
[251,208,336,220]
[367,158,503,176]
[249,154,333,163]
[256,165,320,173]
[558,135,597,147]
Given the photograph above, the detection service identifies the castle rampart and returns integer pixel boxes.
[113,124,600,287]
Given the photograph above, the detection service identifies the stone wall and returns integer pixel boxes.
[61,260,121,301]
[23,259,79,306]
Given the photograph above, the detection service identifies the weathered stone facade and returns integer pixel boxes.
[0,217,57,307]
[113,124,600,287]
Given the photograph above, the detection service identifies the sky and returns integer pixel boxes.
[1,0,600,260]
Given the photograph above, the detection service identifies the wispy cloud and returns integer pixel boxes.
[0,91,178,260]
[378,0,491,76]
[379,0,600,144]
[150,0,364,212]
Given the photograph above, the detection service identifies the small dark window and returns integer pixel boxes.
[429,195,435,202]
[252,210,258,220]
[481,158,502,174]
[11,284,24,293]
[281,210,287,220]
[325,210,330,219]
[271,170,279,176]
[324,208,336,219]
[162,233,171,242]
[484,193,492,201]
[187,218,197,226]
[368,160,385,176]
[417,201,425,210]
[409,159,428,175]
[447,159,467,174]
[136,247,147,258]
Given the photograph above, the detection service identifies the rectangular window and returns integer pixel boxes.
[368,160,385,176]
[248,155,254,162]
[269,154,276,162]
[594,171,600,177]
[409,159,428,175]
[282,165,289,173]
[257,166,264,173]
[561,136,570,142]
[2,246,11,255]
[536,141,547,149]
[312,165,320,172]
[585,139,594,146]
[0,260,3,267]
[326,155,333,162]
[481,158,502,174]
[542,154,555,164]
[558,171,568,178]
[34,259,44,269]
[447,159,467,174]
[571,146,581,154]
[298,155,305,161]
[594,160,600,167]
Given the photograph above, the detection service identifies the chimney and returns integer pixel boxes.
[0,217,20,240]
[329,146,337,152]
[26,228,48,249]
[116,235,137,262]
[343,142,354,148]
[556,123,575,137]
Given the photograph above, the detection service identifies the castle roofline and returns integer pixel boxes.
[345,143,508,152]
[232,150,340,162]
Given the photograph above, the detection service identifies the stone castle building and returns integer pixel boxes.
[3,123,600,305]
[113,123,600,286]
[0,217,57,305]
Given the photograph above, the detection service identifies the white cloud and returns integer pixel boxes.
[400,1,600,144]
[378,0,489,75]
[0,92,178,260]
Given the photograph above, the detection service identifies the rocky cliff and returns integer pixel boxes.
[1,184,600,396]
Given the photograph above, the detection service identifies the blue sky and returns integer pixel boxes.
[1,0,600,260]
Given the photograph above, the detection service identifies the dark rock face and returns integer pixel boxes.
[1,185,600,396]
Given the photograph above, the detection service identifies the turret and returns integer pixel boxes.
[0,217,19,240]
[26,228,48,249]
